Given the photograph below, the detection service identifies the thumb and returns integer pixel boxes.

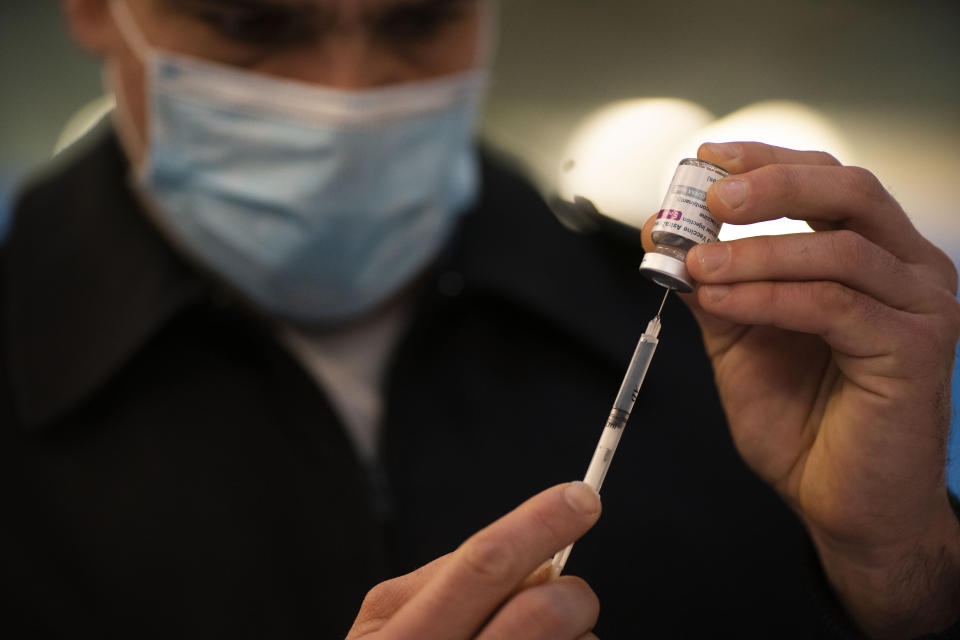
[640,212,657,254]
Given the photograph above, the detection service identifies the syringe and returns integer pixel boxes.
[551,288,669,576]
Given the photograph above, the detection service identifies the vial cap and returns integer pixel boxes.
[639,252,694,293]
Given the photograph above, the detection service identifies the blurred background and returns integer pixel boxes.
[1,0,959,488]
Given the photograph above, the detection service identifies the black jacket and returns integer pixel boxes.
[2,129,956,638]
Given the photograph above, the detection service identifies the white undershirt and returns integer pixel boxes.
[277,301,414,464]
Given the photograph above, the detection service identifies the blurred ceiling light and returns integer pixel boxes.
[669,100,854,242]
[53,94,116,156]
[556,98,715,227]
[557,98,853,243]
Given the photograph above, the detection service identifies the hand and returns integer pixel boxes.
[643,142,960,637]
[346,482,602,640]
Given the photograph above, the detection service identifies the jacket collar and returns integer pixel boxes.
[442,151,659,366]
[2,127,659,432]
[2,127,208,430]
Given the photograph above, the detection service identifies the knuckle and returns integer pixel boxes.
[900,312,930,348]
[935,249,960,294]
[894,313,947,377]
[827,229,866,268]
[947,261,959,295]
[460,533,515,582]
[813,150,842,166]
[753,234,779,267]
[360,577,401,613]
[844,166,888,203]
[914,243,959,294]
[764,163,801,200]
[361,581,391,607]
[882,249,912,282]
[944,295,960,341]
[761,281,782,312]
[564,576,601,620]
[354,578,405,632]
[811,282,887,344]
[829,230,905,279]
[517,586,576,635]
[818,281,860,315]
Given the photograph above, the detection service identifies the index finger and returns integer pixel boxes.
[382,482,602,638]
[697,141,937,269]
[698,141,842,174]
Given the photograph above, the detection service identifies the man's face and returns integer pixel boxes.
[65,0,484,161]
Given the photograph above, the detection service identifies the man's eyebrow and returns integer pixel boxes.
[163,0,473,30]
[166,0,312,7]
[164,0,319,17]
[167,0,467,11]
[367,0,472,19]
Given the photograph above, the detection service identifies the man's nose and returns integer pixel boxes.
[299,31,411,89]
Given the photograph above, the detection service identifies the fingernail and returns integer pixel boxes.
[701,142,740,161]
[701,284,731,302]
[715,179,747,210]
[694,242,729,273]
[564,481,601,516]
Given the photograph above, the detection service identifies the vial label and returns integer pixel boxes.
[652,159,729,245]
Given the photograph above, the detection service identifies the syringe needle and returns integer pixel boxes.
[550,290,667,576]
[656,288,669,318]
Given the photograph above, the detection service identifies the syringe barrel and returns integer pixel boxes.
[583,425,624,491]
[583,331,660,493]
[552,317,664,577]
[611,332,659,416]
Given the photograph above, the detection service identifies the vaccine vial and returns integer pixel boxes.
[640,158,729,292]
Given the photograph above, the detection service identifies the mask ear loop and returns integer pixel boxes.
[473,0,500,69]
[104,0,155,177]
[108,0,152,62]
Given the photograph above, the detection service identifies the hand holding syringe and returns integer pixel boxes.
[551,288,669,576]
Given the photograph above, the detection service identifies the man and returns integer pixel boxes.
[2,0,959,637]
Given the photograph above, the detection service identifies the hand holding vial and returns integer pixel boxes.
[641,141,960,638]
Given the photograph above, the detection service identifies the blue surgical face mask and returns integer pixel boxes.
[109,1,489,325]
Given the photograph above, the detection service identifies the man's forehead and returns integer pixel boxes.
[169,0,468,19]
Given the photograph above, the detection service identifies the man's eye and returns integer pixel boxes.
[380,4,467,42]
[193,7,317,47]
